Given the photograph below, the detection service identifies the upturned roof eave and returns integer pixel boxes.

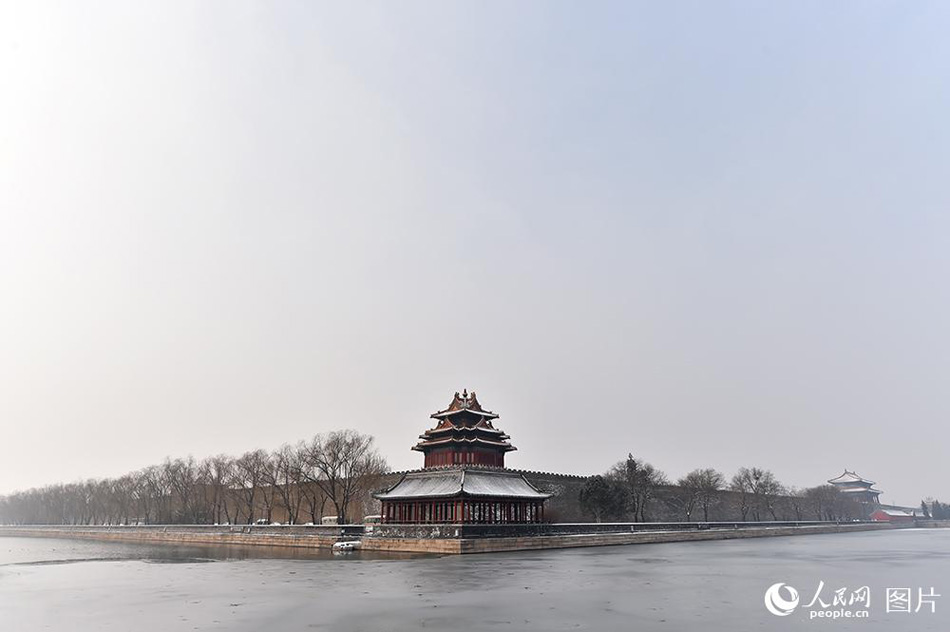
[412,438,518,451]
[431,409,499,420]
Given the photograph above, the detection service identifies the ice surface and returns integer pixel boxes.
[1,530,948,631]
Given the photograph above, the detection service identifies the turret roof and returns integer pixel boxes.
[431,389,499,420]
[828,470,876,485]
[374,467,550,501]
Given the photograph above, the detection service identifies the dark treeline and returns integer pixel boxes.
[920,499,950,520]
[579,454,864,523]
[0,430,387,526]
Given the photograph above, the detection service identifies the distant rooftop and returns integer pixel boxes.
[828,469,876,486]
[874,508,915,518]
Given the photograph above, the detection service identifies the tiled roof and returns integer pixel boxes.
[412,436,516,451]
[431,389,499,420]
[374,467,551,500]
[827,470,876,485]
[839,487,882,494]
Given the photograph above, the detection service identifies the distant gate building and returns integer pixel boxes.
[827,470,882,505]
[375,390,550,523]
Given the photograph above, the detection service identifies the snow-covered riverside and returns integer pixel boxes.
[2,530,948,631]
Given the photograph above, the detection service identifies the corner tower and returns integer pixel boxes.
[413,390,516,468]
[374,389,549,524]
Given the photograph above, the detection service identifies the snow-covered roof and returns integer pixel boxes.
[462,471,548,498]
[426,423,506,435]
[375,469,463,499]
[874,508,914,517]
[839,486,882,494]
[430,390,500,419]
[412,436,515,449]
[828,470,876,485]
[374,467,550,500]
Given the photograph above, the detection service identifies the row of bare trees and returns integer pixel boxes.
[579,455,862,523]
[0,430,388,526]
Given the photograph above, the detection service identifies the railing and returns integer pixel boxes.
[364,520,879,539]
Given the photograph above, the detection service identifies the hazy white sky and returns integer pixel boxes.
[2,1,948,505]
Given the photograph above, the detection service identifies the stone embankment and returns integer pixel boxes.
[0,521,909,555]
[0,524,360,550]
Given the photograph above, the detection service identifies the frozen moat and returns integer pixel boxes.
[1,529,948,631]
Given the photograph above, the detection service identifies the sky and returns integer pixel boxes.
[1,1,948,506]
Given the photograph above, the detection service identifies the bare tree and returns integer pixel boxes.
[232,449,269,524]
[300,479,329,524]
[730,468,753,521]
[731,467,784,521]
[301,430,388,524]
[607,454,668,522]
[677,468,725,521]
[265,443,306,525]
[162,457,204,523]
[0,429,386,527]
[203,455,235,525]
[786,487,806,520]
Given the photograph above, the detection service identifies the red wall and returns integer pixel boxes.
[870,510,914,522]
[424,447,505,468]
